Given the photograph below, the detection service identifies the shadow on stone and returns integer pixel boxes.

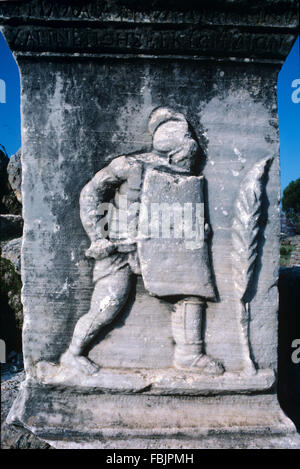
[278,266,300,432]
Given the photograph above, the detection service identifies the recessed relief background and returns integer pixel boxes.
[17,60,279,377]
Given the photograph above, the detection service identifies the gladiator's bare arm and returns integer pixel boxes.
[79,155,131,257]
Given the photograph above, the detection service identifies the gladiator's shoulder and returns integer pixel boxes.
[108,152,153,180]
[108,154,132,180]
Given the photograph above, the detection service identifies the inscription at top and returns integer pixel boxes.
[2,23,295,61]
[0,0,298,28]
[0,0,297,61]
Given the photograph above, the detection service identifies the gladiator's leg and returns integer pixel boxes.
[172,297,224,375]
[61,265,132,374]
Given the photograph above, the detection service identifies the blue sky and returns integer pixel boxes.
[0,32,21,157]
[0,32,299,192]
[277,37,300,192]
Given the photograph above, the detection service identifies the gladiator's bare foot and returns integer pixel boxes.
[60,349,99,375]
[175,353,224,375]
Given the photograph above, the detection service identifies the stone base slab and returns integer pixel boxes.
[36,363,276,395]
[7,380,300,449]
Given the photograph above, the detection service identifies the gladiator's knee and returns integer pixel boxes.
[89,289,123,325]
[70,267,132,354]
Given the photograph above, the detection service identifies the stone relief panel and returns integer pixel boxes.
[36,106,274,391]
[39,107,225,379]
[12,54,282,388]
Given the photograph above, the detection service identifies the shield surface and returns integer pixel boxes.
[137,168,216,299]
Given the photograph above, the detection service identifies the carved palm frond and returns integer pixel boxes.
[232,156,273,373]
[232,156,273,302]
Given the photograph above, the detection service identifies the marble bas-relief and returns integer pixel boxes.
[37,107,275,386]
[61,107,224,376]
[2,0,299,449]
[232,156,274,374]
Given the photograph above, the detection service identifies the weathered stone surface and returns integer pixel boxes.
[7,149,22,204]
[0,147,22,216]
[13,61,284,375]
[36,363,276,394]
[0,0,298,62]
[1,237,22,275]
[7,382,299,449]
[0,147,9,214]
[1,372,51,449]
[0,149,23,357]
[138,169,215,298]
[0,146,8,186]
[1,192,22,217]
[1,0,299,449]
[0,255,23,353]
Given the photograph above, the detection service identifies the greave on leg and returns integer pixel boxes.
[172,297,224,374]
[172,298,204,367]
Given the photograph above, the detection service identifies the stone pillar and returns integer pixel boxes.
[1,0,299,448]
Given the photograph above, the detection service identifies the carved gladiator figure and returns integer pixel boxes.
[61,107,224,375]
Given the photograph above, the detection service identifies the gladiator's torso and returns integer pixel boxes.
[109,153,191,242]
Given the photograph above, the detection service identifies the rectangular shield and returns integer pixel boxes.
[137,168,216,299]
